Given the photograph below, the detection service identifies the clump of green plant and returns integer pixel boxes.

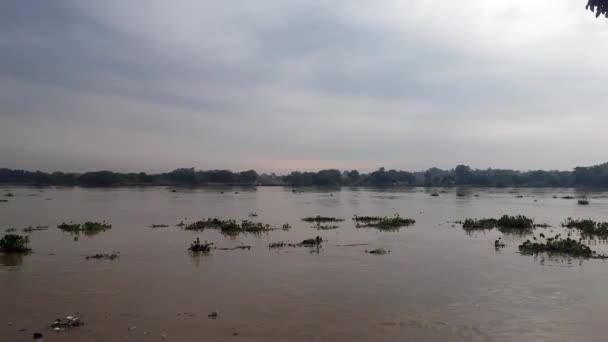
[0,234,31,253]
[188,238,213,253]
[578,199,590,205]
[518,235,605,258]
[562,218,608,239]
[184,218,273,235]
[301,216,344,223]
[298,236,323,247]
[461,215,534,231]
[354,214,415,230]
[57,221,112,235]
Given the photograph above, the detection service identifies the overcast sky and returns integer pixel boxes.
[1,1,607,173]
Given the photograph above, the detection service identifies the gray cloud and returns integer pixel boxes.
[1,0,607,173]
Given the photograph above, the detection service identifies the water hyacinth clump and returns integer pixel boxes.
[301,216,344,223]
[562,218,608,239]
[184,218,273,235]
[354,214,415,230]
[518,235,604,259]
[0,234,31,253]
[188,238,213,253]
[57,221,112,235]
[578,199,590,205]
[461,215,534,231]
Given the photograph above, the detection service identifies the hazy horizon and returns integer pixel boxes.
[1,1,607,174]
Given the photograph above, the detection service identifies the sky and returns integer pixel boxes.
[1,1,607,174]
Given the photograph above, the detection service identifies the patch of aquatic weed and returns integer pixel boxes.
[562,218,608,239]
[184,218,274,236]
[311,223,340,230]
[85,253,119,260]
[354,214,415,231]
[188,238,213,253]
[459,215,534,231]
[519,234,608,259]
[301,216,344,223]
[0,234,31,253]
[57,221,112,236]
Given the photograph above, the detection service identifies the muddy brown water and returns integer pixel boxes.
[2,186,608,341]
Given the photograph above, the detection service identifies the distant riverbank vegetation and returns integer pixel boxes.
[2,162,608,187]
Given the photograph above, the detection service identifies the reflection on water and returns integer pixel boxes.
[2,186,608,341]
[0,252,24,266]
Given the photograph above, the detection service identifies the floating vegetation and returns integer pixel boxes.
[301,216,344,223]
[188,238,213,253]
[281,223,291,231]
[460,215,534,231]
[5,193,14,197]
[57,221,112,236]
[248,212,258,217]
[561,196,575,199]
[5,228,16,232]
[430,193,439,197]
[578,199,590,205]
[456,193,466,197]
[22,226,49,232]
[85,253,119,260]
[176,221,186,227]
[184,218,274,235]
[494,237,505,249]
[268,241,287,249]
[150,224,170,228]
[298,236,323,247]
[0,234,31,253]
[312,223,339,230]
[52,316,82,331]
[216,245,251,251]
[354,214,415,230]
[0,199,8,203]
[366,248,389,255]
[518,235,607,259]
[515,195,524,198]
[562,218,608,239]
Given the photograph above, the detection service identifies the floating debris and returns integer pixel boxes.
[430,193,439,197]
[51,316,82,331]
[33,332,43,340]
[248,212,258,217]
[0,234,31,253]
[150,224,170,228]
[188,238,213,253]
[85,253,119,260]
[366,248,389,255]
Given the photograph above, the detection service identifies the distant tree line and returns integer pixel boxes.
[2,162,608,187]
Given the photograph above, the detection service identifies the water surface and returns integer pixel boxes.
[1,186,608,341]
